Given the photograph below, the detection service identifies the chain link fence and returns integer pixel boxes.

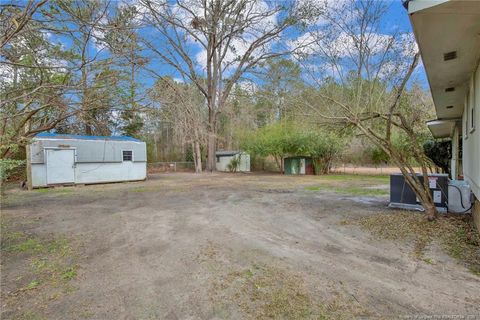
[148,162,195,173]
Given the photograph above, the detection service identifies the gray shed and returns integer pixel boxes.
[29,133,147,187]
[215,151,250,172]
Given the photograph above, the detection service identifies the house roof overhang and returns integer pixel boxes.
[426,119,459,138]
[408,0,480,134]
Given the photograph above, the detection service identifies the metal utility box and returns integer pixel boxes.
[389,173,448,212]
[448,180,472,213]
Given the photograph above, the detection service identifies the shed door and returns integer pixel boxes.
[46,149,75,184]
[299,158,306,174]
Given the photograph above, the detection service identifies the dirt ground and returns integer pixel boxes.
[1,173,479,319]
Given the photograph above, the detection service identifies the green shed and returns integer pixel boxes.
[283,156,314,175]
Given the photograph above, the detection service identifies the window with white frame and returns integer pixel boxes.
[122,150,133,161]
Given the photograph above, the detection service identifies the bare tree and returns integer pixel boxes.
[136,0,317,171]
[0,0,126,185]
[297,0,439,220]
[149,78,207,173]
[0,0,47,51]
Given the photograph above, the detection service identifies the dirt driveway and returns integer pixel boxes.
[1,173,479,319]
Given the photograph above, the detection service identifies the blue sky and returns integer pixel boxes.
[384,0,428,86]
[9,0,428,93]
[126,0,429,90]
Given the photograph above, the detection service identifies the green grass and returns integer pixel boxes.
[131,187,155,193]
[131,186,189,193]
[8,238,44,253]
[5,235,69,255]
[1,221,80,318]
[302,173,390,196]
[25,280,40,290]
[318,174,389,182]
[35,187,74,194]
[61,267,77,281]
[305,185,388,196]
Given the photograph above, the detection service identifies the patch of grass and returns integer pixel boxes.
[305,185,388,196]
[131,185,189,193]
[131,186,155,192]
[5,235,70,255]
[319,174,389,183]
[25,280,40,290]
[350,212,480,275]
[211,263,368,319]
[61,266,77,281]
[1,221,80,318]
[35,187,74,194]
[9,238,43,253]
[305,186,323,191]
[15,310,45,320]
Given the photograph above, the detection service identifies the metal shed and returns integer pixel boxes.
[215,151,251,172]
[28,133,147,187]
[284,156,314,175]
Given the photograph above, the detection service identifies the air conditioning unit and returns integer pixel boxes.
[389,173,448,212]
[448,180,473,213]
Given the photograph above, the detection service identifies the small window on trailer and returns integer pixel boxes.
[122,150,133,161]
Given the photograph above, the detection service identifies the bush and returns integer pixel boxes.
[241,122,346,174]
[227,157,240,172]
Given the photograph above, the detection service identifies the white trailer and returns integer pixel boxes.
[28,133,147,187]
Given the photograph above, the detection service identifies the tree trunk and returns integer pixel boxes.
[273,155,281,172]
[206,108,217,172]
[194,140,202,173]
[206,132,216,172]
[423,200,438,221]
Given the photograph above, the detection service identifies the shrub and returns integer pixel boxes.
[227,156,240,172]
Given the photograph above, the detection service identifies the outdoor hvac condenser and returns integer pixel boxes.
[389,173,448,212]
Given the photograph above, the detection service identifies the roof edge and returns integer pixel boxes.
[34,132,143,143]
[407,0,449,14]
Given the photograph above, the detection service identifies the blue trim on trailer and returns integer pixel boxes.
[35,132,142,142]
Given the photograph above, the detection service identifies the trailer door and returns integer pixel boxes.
[46,149,75,185]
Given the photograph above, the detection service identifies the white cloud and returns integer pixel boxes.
[91,15,109,51]
[173,77,185,83]
[394,32,418,57]
[0,63,14,86]
[288,31,320,56]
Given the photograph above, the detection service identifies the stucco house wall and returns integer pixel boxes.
[462,63,480,199]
